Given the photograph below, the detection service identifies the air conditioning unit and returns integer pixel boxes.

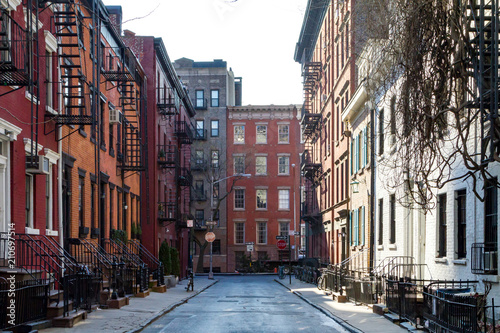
[26,155,50,175]
[109,108,122,124]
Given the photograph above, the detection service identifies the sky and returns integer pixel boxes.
[104,0,307,106]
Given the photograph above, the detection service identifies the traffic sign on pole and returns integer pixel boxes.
[277,239,287,250]
[276,235,287,240]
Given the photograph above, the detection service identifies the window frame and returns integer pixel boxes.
[195,90,205,108]
[256,156,267,175]
[234,188,245,210]
[256,189,267,210]
[211,120,219,137]
[437,193,447,258]
[257,222,267,244]
[235,222,245,244]
[256,125,267,144]
[278,124,290,144]
[234,155,245,174]
[210,89,219,107]
[278,189,290,210]
[234,125,245,144]
[278,155,290,175]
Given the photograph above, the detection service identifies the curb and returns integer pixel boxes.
[274,279,364,333]
[129,279,219,333]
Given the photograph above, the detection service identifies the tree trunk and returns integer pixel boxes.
[196,240,209,273]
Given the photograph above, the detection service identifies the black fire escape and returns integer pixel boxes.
[157,86,179,118]
[102,46,144,171]
[465,0,499,275]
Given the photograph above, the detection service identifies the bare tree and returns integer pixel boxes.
[352,0,499,207]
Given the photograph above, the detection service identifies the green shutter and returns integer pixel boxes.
[354,208,359,246]
[349,211,353,246]
[361,206,365,245]
[350,139,353,175]
[360,130,364,168]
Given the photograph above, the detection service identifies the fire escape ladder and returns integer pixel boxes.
[157,86,178,117]
[120,119,143,171]
[466,0,500,163]
[301,148,322,185]
[120,82,137,120]
[50,3,91,125]
[0,9,30,87]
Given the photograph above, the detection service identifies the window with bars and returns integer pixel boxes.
[278,124,289,143]
[234,189,245,209]
[256,189,267,209]
[278,190,290,210]
[235,222,245,244]
[257,222,267,244]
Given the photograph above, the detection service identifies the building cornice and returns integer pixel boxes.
[227,105,297,121]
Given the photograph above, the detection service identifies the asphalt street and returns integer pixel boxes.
[141,275,347,333]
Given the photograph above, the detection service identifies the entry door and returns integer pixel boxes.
[100,183,106,241]
[62,166,71,250]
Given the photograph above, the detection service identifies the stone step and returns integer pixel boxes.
[384,313,406,323]
[400,321,422,332]
[373,303,387,316]
[152,284,167,293]
[52,310,87,328]
[47,301,73,318]
[18,319,52,332]
[107,296,129,309]
[148,279,158,288]
[135,289,150,298]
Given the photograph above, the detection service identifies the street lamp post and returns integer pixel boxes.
[209,173,251,279]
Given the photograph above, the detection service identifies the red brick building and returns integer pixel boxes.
[226,105,302,272]
[123,30,195,278]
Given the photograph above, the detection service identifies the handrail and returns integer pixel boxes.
[372,256,415,276]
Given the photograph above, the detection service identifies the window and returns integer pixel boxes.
[195,180,204,194]
[194,150,204,169]
[256,125,267,144]
[235,222,245,244]
[234,125,245,143]
[278,124,289,143]
[456,190,466,259]
[91,182,96,230]
[389,194,395,244]
[195,209,204,226]
[196,120,204,139]
[100,98,106,147]
[278,156,289,175]
[213,183,219,201]
[212,240,221,254]
[390,96,396,135]
[109,188,114,231]
[79,176,85,227]
[234,156,245,174]
[196,90,205,108]
[211,150,219,168]
[211,120,219,137]
[378,198,383,245]
[257,222,267,244]
[279,222,290,237]
[437,194,447,257]
[379,109,384,155]
[485,178,498,250]
[234,189,245,209]
[211,89,219,107]
[256,156,267,175]
[278,189,290,210]
[256,189,267,209]
[45,51,53,109]
[45,167,53,229]
[25,174,33,228]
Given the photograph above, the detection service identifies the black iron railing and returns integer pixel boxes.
[158,202,177,221]
[127,240,164,287]
[175,121,194,144]
[178,167,192,186]
[194,129,207,140]
[0,279,49,330]
[192,189,207,201]
[191,158,208,171]
[157,86,179,116]
[0,10,29,86]
[157,144,177,167]
[101,47,137,82]
[471,242,498,275]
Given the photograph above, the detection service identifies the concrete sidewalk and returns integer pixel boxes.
[41,277,218,333]
[275,277,407,333]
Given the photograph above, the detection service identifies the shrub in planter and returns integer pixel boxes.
[111,229,128,244]
[170,247,180,277]
[159,241,172,276]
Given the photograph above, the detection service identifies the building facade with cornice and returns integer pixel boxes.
[226,105,302,272]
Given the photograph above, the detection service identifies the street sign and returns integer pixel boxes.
[245,242,254,245]
[276,235,287,240]
[205,231,216,243]
[205,221,217,226]
[247,244,254,252]
[277,239,287,250]
[187,220,193,228]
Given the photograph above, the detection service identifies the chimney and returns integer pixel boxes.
[106,6,123,36]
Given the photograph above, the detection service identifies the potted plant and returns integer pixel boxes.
[159,241,176,288]
[131,223,137,239]
[170,247,180,285]
[158,149,166,158]
[136,224,142,240]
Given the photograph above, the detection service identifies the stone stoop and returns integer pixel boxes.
[18,319,52,332]
[384,312,407,324]
[152,284,167,293]
[47,301,73,318]
[107,296,129,309]
[148,279,157,289]
[52,310,87,328]
[400,321,424,332]
[331,292,348,303]
[135,289,150,298]
[373,303,388,316]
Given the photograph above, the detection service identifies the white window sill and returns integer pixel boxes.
[233,208,245,211]
[278,209,290,212]
[25,91,39,105]
[256,208,267,211]
[435,257,448,264]
[255,142,267,145]
[453,259,467,266]
[278,174,290,176]
[25,227,40,235]
[45,105,58,115]
[46,229,58,237]
[388,243,397,250]
[255,173,267,176]
[278,142,289,144]
[377,245,384,250]
[233,142,245,145]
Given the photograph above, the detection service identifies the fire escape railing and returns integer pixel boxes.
[158,201,177,222]
[157,144,178,168]
[174,120,194,144]
[301,149,322,184]
[157,86,179,116]
[0,10,29,86]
